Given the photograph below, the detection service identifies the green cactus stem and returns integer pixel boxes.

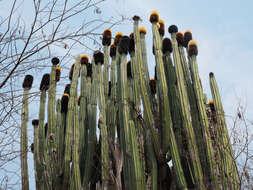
[169,24,205,189]
[32,119,40,190]
[21,75,33,190]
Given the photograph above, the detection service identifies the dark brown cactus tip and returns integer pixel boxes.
[30,143,34,153]
[64,84,71,95]
[78,96,81,106]
[80,54,89,65]
[162,38,173,54]
[86,63,92,78]
[69,64,75,80]
[209,72,214,77]
[51,57,60,65]
[129,33,135,53]
[183,30,192,47]
[114,32,123,46]
[187,40,198,56]
[93,50,104,65]
[149,10,159,23]
[133,15,140,21]
[32,119,39,126]
[56,66,61,82]
[102,28,112,46]
[126,61,132,79]
[108,81,112,97]
[118,36,130,55]
[149,78,156,94]
[158,19,165,36]
[61,93,69,113]
[110,43,116,57]
[168,25,178,34]
[22,75,33,89]
[139,26,147,35]
[44,123,48,138]
[40,74,50,91]
[176,32,184,46]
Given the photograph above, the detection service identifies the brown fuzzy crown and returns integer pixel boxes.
[158,19,165,36]
[187,40,198,56]
[133,15,141,21]
[22,75,33,89]
[56,66,61,82]
[168,25,178,34]
[114,32,123,46]
[51,57,59,65]
[110,43,116,57]
[139,26,147,35]
[162,38,173,54]
[80,54,89,65]
[176,32,184,46]
[102,28,112,46]
[61,93,69,113]
[32,119,39,126]
[129,33,135,53]
[149,78,156,94]
[40,74,50,91]
[183,30,192,48]
[118,36,129,55]
[93,50,104,64]
[64,84,71,95]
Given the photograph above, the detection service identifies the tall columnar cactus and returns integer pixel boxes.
[26,11,241,190]
[209,72,240,189]
[169,24,205,189]
[21,75,33,190]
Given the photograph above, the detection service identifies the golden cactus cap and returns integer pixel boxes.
[51,57,59,65]
[162,38,173,54]
[139,26,147,35]
[22,75,33,89]
[56,66,61,82]
[102,28,112,46]
[187,40,198,56]
[149,78,156,94]
[80,54,89,65]
[168,25,178,34]
[61,93,69,113]
[149,10,159,23]
[183,30,192,47]
[158,19,165,36]
[110,43,116,57]
[129,33,135,53]
[40,73,50,91]
[208,100,214,104]
[118,36,130,55]
[176,32,184,46]
[93,50,104,64]
[114,32,123,46]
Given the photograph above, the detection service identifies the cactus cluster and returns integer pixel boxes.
[21,11,239,190]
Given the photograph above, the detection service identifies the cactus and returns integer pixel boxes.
[23,11,241,190]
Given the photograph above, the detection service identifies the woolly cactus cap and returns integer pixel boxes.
[64,84,71,95]
[176,32,184,46]
[168,25,178,34]
[40,74,50,91]
[102,28,112,46]
[22,75,33,89]
[32,119,39,126]
[158,19,165,36]
[56,66,61,82]
[162,38,173,54]
[110,43,116,57]
[183,30,192,47]
[126,61,132,78]
[93,50,104,64]
[80,54,89,65]
[61,93,69,113]
[209,72,214,77]
[208,100,214,104]
[114,32,123,46]
[118,36,130,55]
[139,26,147,35]
[149,78,156,94]
[149,10,159,23]
[133,15,141,21]
[128,33,135,53]
[187,40,198,56]
[51,57,60,65]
